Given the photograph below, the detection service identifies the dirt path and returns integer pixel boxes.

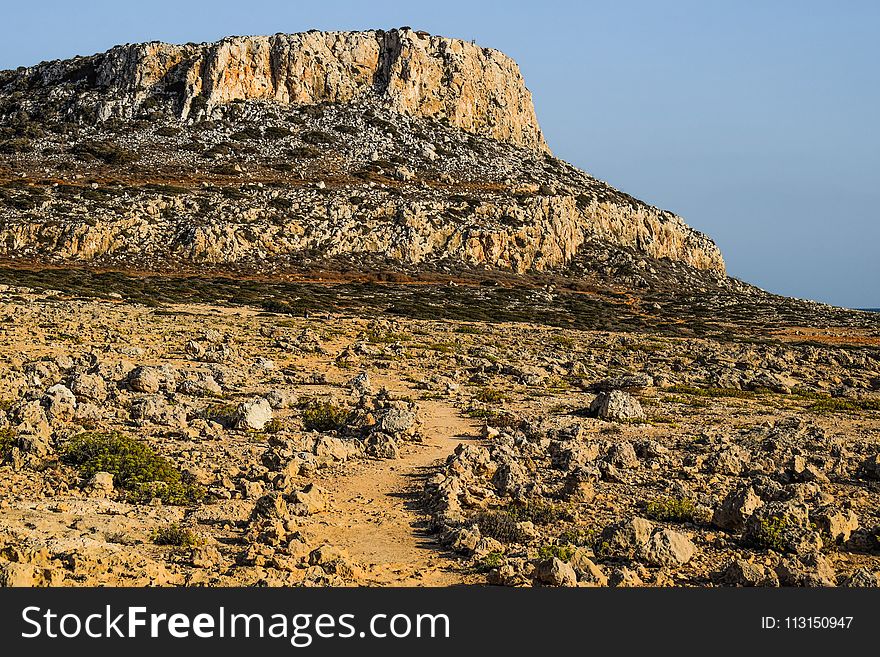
[308,399,481,586]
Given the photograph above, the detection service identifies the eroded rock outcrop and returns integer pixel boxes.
[2,28,547,152]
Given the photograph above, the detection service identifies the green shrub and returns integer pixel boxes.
[644,497,697,523]
[0,138,31,154]
[61,431,203,505]
[231,127,261,141]
[472,550,504,573]
[0,426,17,458]
[154,126,180,137]
[464,407,519,429]
[301,130,335,145]
[301,400,349,432]
[474,388,508,403]
[750,516,790,553]
[152,523,201,547]
[558,527,596,547]
[537,544,576,561]
[809,397,880,413]
[263,418,284,434]
[288,146,320,159]
[200,402,237,425]
[264,126,292,140]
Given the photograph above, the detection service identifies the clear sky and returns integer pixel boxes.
[3,1,878,307]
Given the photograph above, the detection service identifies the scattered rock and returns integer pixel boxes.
[233,397,273,431]
[589,390,645,422]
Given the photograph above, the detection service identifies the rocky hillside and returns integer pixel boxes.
[0,28,723,279]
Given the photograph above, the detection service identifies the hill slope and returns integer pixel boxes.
[0,28,724,278]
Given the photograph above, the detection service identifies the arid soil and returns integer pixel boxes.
[1,280,878,587]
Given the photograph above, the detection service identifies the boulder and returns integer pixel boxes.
[589,391,645,422]
[640,528,696,566]
[69,373,108,402]
[42,383,76,422]
[713,486,763,532]
[720,559,779,586]
[364,432,399,459]
[535,557,578,587]
[289,483,329,515]
[233,397,273,431]
[128,366,162,393]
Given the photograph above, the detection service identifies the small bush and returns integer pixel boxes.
[507,500,574,525]
[0,426,17,459]
[154,126,180,137]
[644,497,697,523]
[0,138,31,154]
[200,403,237,425]
[264,126,292,140]
[231,127,262,141]
[537,544,576,562]
[72,140,138,164]
[301,130,335,145]
[472,550,504,573]
[471,510,531,544]
[288,146,320,159]
[558,527,596,547]
[61,431,203,505]
[474,388,508,403]
[666,385,755,399]
[263,418,285,434]
[152,523,201,547]
[809,397,880,413]
[301,400,349,432]
[464,407,520,429]
[750,516,790,553]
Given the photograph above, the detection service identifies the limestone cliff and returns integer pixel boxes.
[2,28,547,152]
[0,29,725,279]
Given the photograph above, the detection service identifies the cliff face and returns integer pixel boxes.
[4,29,547,152]
[0,29,725,279]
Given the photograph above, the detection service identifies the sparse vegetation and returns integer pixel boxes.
[537,543,576,561]
[644,497,697,523]
[808,397,880,413]
[0,426,17,459]
[473,388,509,403]
[60,431,204,505]
[749,516,791,553]
[152,523,201,547]
[300,400,350,432]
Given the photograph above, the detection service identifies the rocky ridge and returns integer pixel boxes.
[0,28,724,278]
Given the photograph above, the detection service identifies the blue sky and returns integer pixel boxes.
[3,1,878,307]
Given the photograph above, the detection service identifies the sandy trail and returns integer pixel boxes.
[309,399,481,586]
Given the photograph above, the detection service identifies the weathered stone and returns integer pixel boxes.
[713,486,764,532]
[535,557,578,587]
[69,373,108,402]
[364,432,399,459]
[289,483,330,516]
[233,397,273,431]
[42,383,76,422]
[776,552,836,587]
[590,391,645,422]
[600,517,654,557]
[640,529,696,566]
[721,559,779,587]
[251,492,290,520]
[85,471,114,497]
[813,508,859,544]
[128,366,162,393]
[744,501,823,555]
